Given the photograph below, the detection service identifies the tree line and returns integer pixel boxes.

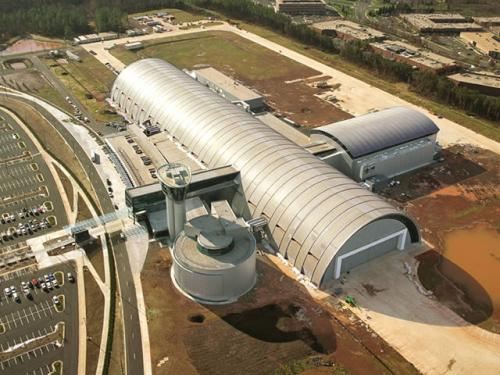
[189,0,500,122]
[1,0,498,122]
[0,0,187,42]
[340,41,500,121]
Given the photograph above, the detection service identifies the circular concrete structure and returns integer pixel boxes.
[172,215,256,304]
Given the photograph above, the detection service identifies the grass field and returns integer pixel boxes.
[111,31,313,81]
[110,30,352,126]
[45,50,120,123]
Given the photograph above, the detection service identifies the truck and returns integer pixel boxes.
[91,150,100,164]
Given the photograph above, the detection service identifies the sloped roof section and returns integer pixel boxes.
[311,107,439,158]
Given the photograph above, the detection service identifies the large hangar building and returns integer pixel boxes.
[112,58,420,287]
[311,107,440,182]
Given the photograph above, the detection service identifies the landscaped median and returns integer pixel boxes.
[49,360,63,375]
[54,294,65,313]
[54,271,65,286]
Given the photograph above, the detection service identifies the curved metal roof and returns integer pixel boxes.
[111,59,419,285]
[311,107,439,158]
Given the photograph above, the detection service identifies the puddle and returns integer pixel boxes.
[440,223,500,321]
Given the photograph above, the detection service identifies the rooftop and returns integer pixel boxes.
[194,67,262,102]
[448,71,500,89]
[311,106,439,158]
[460,32,500,54]
[401,13,483,32]
[473,17,500,26]
[174,214,254,272]
[370,40,456,69]
[313,20,385,40]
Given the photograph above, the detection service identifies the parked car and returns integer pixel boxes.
[52,296,60,305]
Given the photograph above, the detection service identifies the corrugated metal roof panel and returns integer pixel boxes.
[311,107,439,158]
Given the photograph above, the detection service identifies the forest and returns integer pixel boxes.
[1,0,498,122]
[0,0,186,42]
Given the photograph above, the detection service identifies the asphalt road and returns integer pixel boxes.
[0,94,144,374]
[109,233,144,375]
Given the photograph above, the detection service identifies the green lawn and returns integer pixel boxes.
[110,31,313,82]
[46,50,120,123]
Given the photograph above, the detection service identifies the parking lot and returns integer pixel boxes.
[0,109,67,247]
[0,264,78,375]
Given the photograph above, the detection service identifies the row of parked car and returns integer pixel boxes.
[1,205,46,224]
[0,217,52,243]
[125,135,157,178]
[3,272,75,303]
[65,96,90,123]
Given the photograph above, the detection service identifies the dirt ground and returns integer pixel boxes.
[0,70,48,92]
[379,145,500,333]
[0,38,61,56]
[84,265,105,375]
[141,242,418,375]
[110,31,351,127]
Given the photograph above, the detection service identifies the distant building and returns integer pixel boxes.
[152,25,165,33]
[311,107,440,183]
[193,67,265,112]
[473,17,500,28]
[73,32,119,45]
[99,32,119,41]
[275,0,327,15]
[448,71,500,96]
[126,29,147,37]
[313,20,385,41]
[401,13,483,34]
[370,40,457,73]
[460,32,500,59]
[125,42,144,51]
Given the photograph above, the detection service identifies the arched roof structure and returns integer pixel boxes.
[111,58,419,286]
[311,107,439,158]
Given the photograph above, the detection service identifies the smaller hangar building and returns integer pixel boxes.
[311,107,439,182]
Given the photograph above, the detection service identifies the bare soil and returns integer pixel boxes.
[381,145,500,333]
[141,242,418,375]
[252,77,353,128]
[0,39,61,56]
[0,70,47,93]
[84,266,105,375]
